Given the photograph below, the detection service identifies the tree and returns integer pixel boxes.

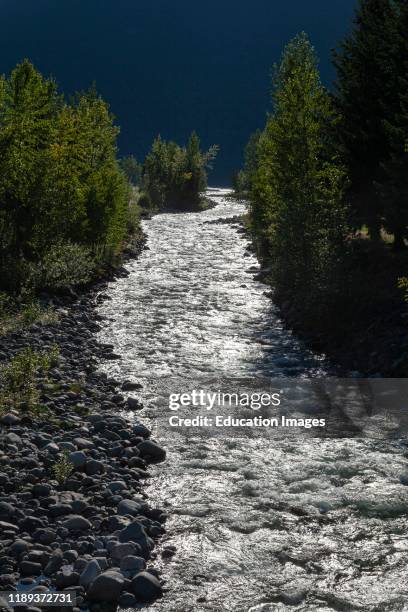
[120,155,142,186]
[0,60,59,258]
[142,133,218,210]
[251,33,348,313]
[243,129,262,192]
[376,0,408,248]
[0,61,133,292]
[333,0,405,243]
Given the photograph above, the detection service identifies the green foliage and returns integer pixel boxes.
[231,170,247,196]
[142,132,218,210]
[120,155,142,186]
[250,33,348,321]
[398,277,408,302]
[36,241,97,290]
[0,346,59,412]
[333,0,408,246]
[0,61,136,295]
[233,130,262,196]
[137,192,153,211]
[53,450,74,485]
[0,293,58,336]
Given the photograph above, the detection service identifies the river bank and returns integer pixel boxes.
[230,195,408,378]
[0,237,168,609]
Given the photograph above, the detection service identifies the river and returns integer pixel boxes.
[97,189,408,612]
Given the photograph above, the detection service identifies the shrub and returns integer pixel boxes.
[38,241,97,290]
[0,346,59,412]
[53,451,74,485]
[398,277,408,302]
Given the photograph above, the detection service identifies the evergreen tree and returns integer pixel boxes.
[243,129,262,192]
[376,0,408,248]
[333,0,403,242]
[0,60,59,257]
[0,61,134,292]
[120,155,142,186]
[251,33,347,313]
[142,133,217,210]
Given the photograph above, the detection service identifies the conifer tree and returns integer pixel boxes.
[251,33,347,311]
[376,0,408,248]
[333,0,405,244]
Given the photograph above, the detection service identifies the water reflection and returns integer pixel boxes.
[98,189,408,611]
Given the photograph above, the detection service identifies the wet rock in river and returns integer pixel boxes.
[137,440,166,462]
[131,570,162,602]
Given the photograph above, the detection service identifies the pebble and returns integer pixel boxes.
[0,266,164,607]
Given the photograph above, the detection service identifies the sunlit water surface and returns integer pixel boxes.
[98,189,408,612]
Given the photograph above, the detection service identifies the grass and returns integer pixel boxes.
[0,296,59,337]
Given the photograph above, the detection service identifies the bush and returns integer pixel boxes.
[53,451,74,485]
[398,277,408,302]
[0,346,59,412]
[37,242,97,290]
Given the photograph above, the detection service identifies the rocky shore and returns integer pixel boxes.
[0,238,170,610]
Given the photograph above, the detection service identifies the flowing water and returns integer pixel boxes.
[97,189,408,612]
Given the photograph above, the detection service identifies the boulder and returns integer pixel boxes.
[131,571,162,602]
[87,571,125,603]
[69,451,87,469]
[120,555,146,575]
[62,515,91,532]
[117,499,144,517]
[79,559,101,588]
[137,440,166,461]
[119,521,153,558]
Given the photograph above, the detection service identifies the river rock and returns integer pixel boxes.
[44,551,64,576]
[137,440,166,461]
[120,555,146,574]
[20,560,42,576]
[108,480,127,493]
[8,539,30,557]
[117,499,144,517]
[127,397,143,410]
[0,413,21,426]
[33,483,53,497]
[118,521,153,554]
[69,451,87,469]
[0,502,16,520]
[85,459,105,475]
[33,528,56,545]
[122,381,142,391]
[55,569,80,588]
[111,542,141,561]
[131,571,162,601]
[79,559,101,587]
[399,473,408,486]
[87,570,125,602]
[74,437,94,450]
[119,592,138,607]
[62,515,92,532]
